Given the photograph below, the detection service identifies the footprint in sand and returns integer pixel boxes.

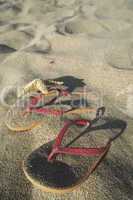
[0,30,33,50]
[25,37,51,54]
[57,0,76,6]
[0,44,16,53]
[115,84,133,118]
[56,17,109,36]
[0,1,22,21]
[105,41,133,70]
[94,0,126,19]
[95,5,133,24]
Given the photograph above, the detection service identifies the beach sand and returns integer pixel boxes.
[0,0,133,199]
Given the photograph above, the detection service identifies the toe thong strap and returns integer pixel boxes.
[47,119,109,161]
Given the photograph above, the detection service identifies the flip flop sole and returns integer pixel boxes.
[5,104,72,132]
[23,136,111,194]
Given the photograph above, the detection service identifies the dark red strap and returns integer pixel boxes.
[27,88,69,109]
[57,146,107,156]
[53,120,90,147]
[47,119,109,161]
[48,145,107,161]
[22,89,69,116]
[30,94,44,106]
[29,107,65,116]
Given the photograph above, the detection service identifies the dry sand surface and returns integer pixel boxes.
[0,0,133,199]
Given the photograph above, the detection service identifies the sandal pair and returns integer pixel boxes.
[5,79,126,193]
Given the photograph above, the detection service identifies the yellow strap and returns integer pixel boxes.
[67,107,96,114]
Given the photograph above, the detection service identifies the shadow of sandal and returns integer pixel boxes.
[53,76,86,92]
[65,117,127,148]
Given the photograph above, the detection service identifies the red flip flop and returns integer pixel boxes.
[5,87,70,131]
[23,118,112,193]
[5,87,100,132]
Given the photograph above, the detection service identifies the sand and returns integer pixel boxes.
[0,0,133,199]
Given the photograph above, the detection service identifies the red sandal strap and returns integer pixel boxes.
[48,119,93,161]
[53,120,90,147]
[22,89,69,116]
[48,146,108,161]
[29,107,65,116]
[27,88,69,109]
[48,119,111,161]
[57,146,107,156]
[30,94,44,106]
